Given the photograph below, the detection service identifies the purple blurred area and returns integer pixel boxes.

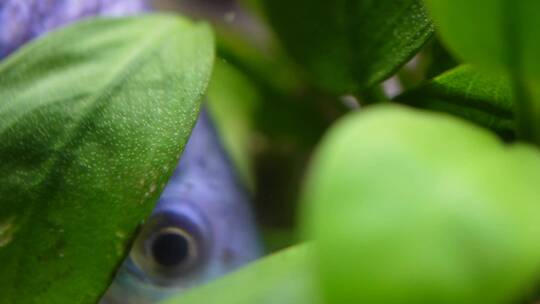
[0,0,270,61]
[0,0,147,59]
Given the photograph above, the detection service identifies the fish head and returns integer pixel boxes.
[102,110,262,303]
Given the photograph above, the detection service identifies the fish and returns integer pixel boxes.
[102,109,262,303]
[0,1,263,302]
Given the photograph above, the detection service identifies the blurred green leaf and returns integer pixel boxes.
[212,16,340,231]
[395,65,515,138]
[423,0,540,80]
[260,0,434,94]
[207,60,261,190]
[0,15,214,304]
[215,26,304,96]
[163,244,320,304]
[302,104,540,303]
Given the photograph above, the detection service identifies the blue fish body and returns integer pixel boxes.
[0,0,148,59]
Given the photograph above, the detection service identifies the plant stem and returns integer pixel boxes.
[502,0,540,146]
[511,75,540,146]
[512,77,533,138]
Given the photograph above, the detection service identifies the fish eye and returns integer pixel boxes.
[129,206,211,285]
[149,227,197,269]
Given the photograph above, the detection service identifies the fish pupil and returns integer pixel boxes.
[151,232,190,267]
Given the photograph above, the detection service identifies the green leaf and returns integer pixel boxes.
[302,105,540,303]
[260,0,434,93]
[423,0,540,80]
[394,65,515,138]
[423,0,540,144]
[0,14,214,304]
[215,26,304,96]
[163,244,320,304]
[207,60,261,190]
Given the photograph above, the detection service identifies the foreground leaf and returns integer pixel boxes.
[260,0,434,93]
[303,105,540,303]
[395,65,515,138]
[164,244,319,304]
[0,14,214,304]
